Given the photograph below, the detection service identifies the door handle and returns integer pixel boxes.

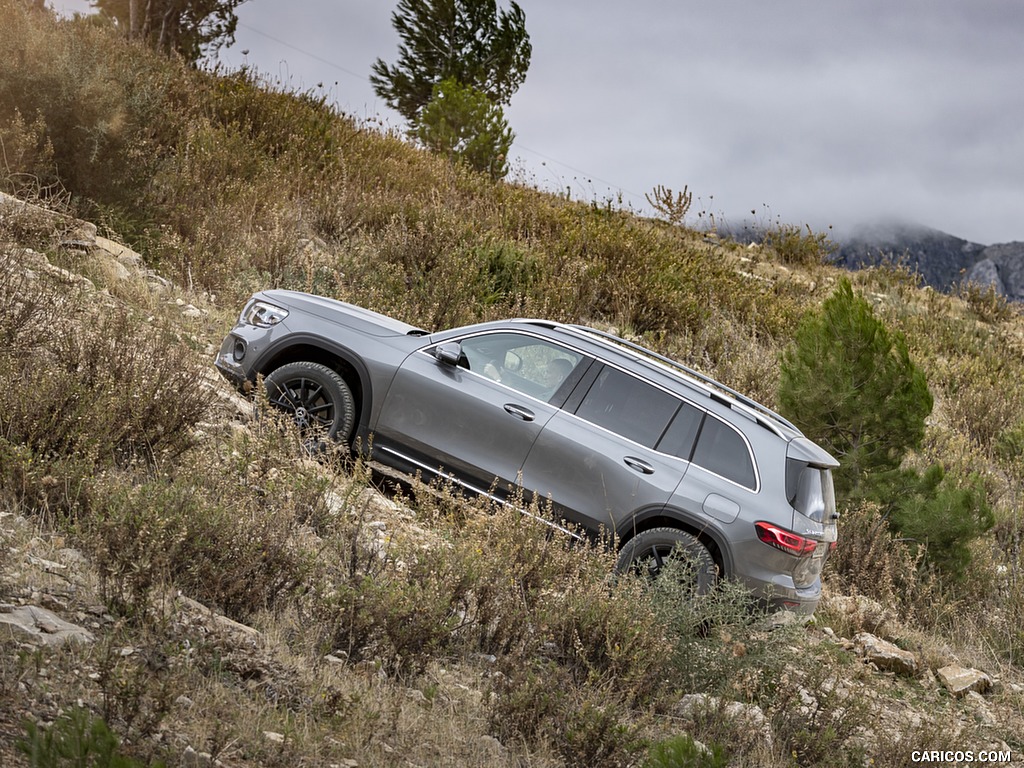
[503,403,535,422]
[623,456,654,474]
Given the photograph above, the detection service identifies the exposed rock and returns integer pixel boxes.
[674,694,772,749]
[830,221,984,292]
[174,594,261,645]
[854,632,918,676]
[965,691,997,727]
[966,258,1006,295]
[94,235,145,272]
[822,594,897,636]
[937,664,992,697]
[0,604,96,647]
[981,242,1024,300]
[181,745,214,767]
[0,191,96,248]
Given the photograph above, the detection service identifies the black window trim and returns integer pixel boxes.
[417,330,761,491]
[566,362,761,492]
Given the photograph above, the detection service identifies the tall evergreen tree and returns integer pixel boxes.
[371,0,532,124]
[778,278,933,496]
[91,0,248,63]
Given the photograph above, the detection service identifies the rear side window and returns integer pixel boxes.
[691,416,757,489]
[574,366,680,448]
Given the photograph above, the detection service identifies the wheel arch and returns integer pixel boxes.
[616,507,734,579]
[253,335,372,435]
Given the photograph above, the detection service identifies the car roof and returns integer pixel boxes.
[502,318,801,441]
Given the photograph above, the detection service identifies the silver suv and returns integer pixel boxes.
[216,290,839,613]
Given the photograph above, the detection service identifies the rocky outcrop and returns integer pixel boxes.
[830,219,1024,301]
[854,632,919,676]
[966,242,1024,301]
[0,604,96,647]
[832,221,985,293]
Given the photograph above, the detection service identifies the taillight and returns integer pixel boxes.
[755,522,817,556]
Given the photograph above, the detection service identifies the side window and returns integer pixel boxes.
[574,366,680,448]
[691,416,756,489]
[457,333,583,403]
[656,402,705,460]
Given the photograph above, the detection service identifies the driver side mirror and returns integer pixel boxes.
[434,341,462,366]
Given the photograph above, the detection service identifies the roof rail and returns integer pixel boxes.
[563,324,799,432]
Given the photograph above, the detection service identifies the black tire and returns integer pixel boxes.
[264,361,356,443]
[614,527,718,596]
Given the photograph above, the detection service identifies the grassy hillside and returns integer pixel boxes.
[2,3,1024,766]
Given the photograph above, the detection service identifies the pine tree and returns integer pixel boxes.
[779,278,933,496]
[92,0,248,63]
[415,78,513,179]
[371,0,531,124]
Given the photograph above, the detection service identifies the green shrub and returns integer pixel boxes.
[643,734,728,768]
[18,706,155,768]
[779,277,933,497]
[887,466,994,581]
[415,77,514,180]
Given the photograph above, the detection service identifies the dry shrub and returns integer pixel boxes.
[0,302,209,469]
[0,108,60,198]
[940,353,1024,456]
[0,0,185,224]
[957,279,1014,323]
[87,468,312,621]
[824,501,935,623]
[0,243,211,528]
[299,478,477,677]
[764,222,834,267]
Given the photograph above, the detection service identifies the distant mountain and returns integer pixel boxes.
[832,222,980,290]
[713,218,1021,301]
[831,221,1024,302]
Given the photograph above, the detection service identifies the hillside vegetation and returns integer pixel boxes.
[2,3,1024,766]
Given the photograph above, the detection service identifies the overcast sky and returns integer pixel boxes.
[51,1,1024,245]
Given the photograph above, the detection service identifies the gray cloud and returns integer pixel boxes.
[52,0,1024,244]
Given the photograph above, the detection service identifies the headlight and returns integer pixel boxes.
[242,300,289,328]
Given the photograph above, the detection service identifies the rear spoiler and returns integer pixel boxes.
[787,437,839,469]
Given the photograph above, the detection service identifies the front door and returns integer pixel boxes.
[374,331,586,498]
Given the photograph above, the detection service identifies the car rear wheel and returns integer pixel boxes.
[614,527,718,596]
[264,361,356,444]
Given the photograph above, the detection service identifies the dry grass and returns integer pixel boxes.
[3,4,1024,765]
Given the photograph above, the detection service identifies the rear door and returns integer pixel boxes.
[374,331,587,497]
[519,364,697,533]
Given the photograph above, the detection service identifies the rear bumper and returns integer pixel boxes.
[759,578,822,615]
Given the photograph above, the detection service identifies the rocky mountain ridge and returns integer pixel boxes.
[831,221,1024,301]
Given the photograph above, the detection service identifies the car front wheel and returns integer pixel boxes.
[264,361,356,443]
[614,527,718,596]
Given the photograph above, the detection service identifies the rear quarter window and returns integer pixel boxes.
[691,416,757,489]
